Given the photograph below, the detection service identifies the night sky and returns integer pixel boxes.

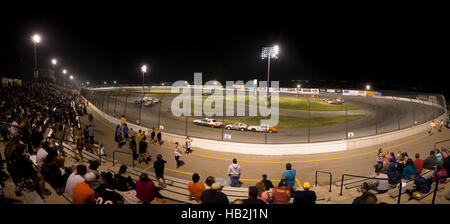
[0,4,447,89]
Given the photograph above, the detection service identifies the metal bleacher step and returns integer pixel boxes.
[23,191,45,204]
[335,177,369,187]
[132,166,250,194]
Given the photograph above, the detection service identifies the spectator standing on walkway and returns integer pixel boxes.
[87,124,94,145]
[130,136,137,161]
[283,163,296,195]
[228,158,241,187]
[199,183,229,205]
[72,172,97,204]
[376,148,383,172]
[185,136,192,154]
[136,130,142,149]
[438,120,444,132]
[36,141,50,172]
[261,174,274,190]
[122,124,128,141]
[293,182,317,205]
[136,173,156,204]
[429,120,436,135]
[174,142,184,168]
[414,153,424,174]
[138,136,149,164]
[423,150,437,170]
[115,124,123,147]
[154,154,167,188]
[272,181,290,204]
[120,115,126,126]
[188,173,205,202]
[157,129,162,145]
[150,127,155,143]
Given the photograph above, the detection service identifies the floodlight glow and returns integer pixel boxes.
[86,82,90,85]
[253,79,257,85]
[69,75,73,80]
[141,65,147,73]
[114,81,117,84]
[32,34,41,43]
[366,85,371,90]
[62,69,67,74]
[104,81,107,85]
[297,84,300,88]
[51,59,57,65]
[261,45,279,59]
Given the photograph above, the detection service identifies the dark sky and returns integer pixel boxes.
[0,3,447,87]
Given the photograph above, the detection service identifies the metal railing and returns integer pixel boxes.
[113,150,134,168]
[315,171,332,192]
[431,175,448,204]
[339,174,403,204]
[434,139,450,150]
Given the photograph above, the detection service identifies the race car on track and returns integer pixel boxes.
[193,118,224,128]
[225,122,248,131]
[247,124,278,133]
[143,98,160,106]
[135,97,159,105]
[324,97,344,105]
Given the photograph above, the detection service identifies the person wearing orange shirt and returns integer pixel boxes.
[187,173,205,202]
[72,172,97,204]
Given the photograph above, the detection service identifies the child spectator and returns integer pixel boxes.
[261,174,274,190]
[187,173,205,202]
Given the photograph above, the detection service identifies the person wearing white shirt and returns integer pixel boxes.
[64,165,87,199]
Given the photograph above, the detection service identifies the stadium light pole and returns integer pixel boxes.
[261,45,279,105]
[366,84,371,90]
[32,34,41,78]
[141,65,147,91]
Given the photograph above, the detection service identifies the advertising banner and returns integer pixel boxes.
[280,88,288,93]
[327,89,336,93]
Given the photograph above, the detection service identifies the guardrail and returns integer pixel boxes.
[432,176,447,204]
[434,139,450,150]
[315,171,332,192]
[339,174,403,204]
[113,150,134,168]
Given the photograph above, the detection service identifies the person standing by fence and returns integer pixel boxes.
[174,142,184,169]
[228,159,241,187]
[429,120,436,135]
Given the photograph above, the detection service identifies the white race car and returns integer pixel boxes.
[143,98,160,106]
[193,118,223,128]
[247,124,278,133]
[225,122,248,131]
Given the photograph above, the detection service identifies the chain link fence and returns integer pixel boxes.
[82,88,447,144]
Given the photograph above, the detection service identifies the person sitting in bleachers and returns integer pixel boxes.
[423,150,437,170]
[260,174,274,191]
[136,173,156,204]
[187,173,205,203]
[368,169,391,193]
[293,182,317,205]
[352,182,375,204]
[402,159,417,181]
[199,182,229,205]
[65,165,87,198]
[255,182,271,204]
[72,172,97,204]
[113,164,136,191]
[431,163,448,185]
[242,186,266,204]
[386,163,401,188]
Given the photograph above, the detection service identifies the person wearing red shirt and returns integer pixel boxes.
[413,153,424,174]
[136,173,156,204]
